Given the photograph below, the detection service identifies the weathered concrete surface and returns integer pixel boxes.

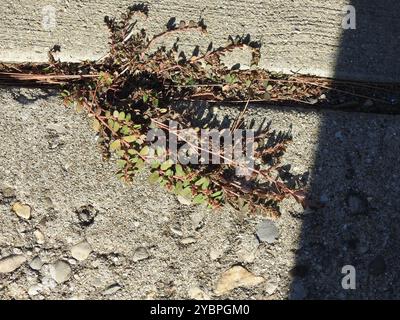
[1,87,400,299]
[1,1,400,81]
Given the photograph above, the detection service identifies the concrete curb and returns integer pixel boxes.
[1,1,399,82]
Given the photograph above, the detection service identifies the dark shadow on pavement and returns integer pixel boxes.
[290,0,400,299]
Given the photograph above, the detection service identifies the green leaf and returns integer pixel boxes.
[195,177,209,189]
[109,140,121,151]
[127,149,137,155]
[116,159,127,168]
[201,179,210,190]
[130,156,139,164]
[125,113,132,121]
[113,122,120,132]
[193,194,206,204]
[143,93,149,103]
[173,181,183,194]
[175,164,185,177]
[113,110,119,118]
[151,160,160,169]
[160,159,174,171]
[61,90,70,97]
[139,146,150,156]
[156,146,165,157]
[135,158,145,170]
[107,118,114,128]
[115,150,125,157]
[123,135,136,143]
[121,125,130,135]
[159,177,168,187]
[118,112,125,121]
[225,74,237,84]
[148,171,160,184]
[179,187,192,198]
[152,98,159,108]
[211,191,223,197]
[92,119,101,132]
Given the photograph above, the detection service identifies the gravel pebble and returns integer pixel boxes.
[215,266,265,296]
[132,247,149,262]
[29,256,44,271]
[0,255,27,273]
[71,240,92,261]
[102,283,121,295]
[12,202,31,219]
[188,287,210,300]
[265,281,278,295]
[50,260,72,284]
[34,230,45,244]
[256,220,279,244]
[181,237,197,245]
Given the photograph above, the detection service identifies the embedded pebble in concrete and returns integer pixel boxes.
[0,255,27,273]
[215,266,265,296]
[181,237,197,245]
[70,240,92,261]
[132,247,149,262]
[256,220,279,244]
[12,202,31,219]
[33,230,45,244]
[265,281,279,296]
[1,186,15,199]
[28,284,42,296]
[188,287,210,300]
[177,195,192,206]
[29,256,44,271]
[102,283,121,295]
[49,260,72,284]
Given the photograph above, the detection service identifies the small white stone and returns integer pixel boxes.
[41,276,57,290]
[50,260,72,284]
[13,248,23,255]
[29,256,44,271]
[34,230,45,244]
[28,284,42,296]
[265,281,278,295]
[12,202,31,219]
[256,220,279,244]
[170,226,183,237]
[215,266,265,296]
[188,287,210,300]
[71,240,92,261]
[210,247,224,261]
[177,195,192,206]
[102,284,121,295]
[133,247,149,262]
[181,237,197,245]
[0,255,27,273]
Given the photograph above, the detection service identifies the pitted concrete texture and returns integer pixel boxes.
[1,88,400,299]
[1,1,399,82]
